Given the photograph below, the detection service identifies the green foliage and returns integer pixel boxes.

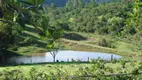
[98,38,108,47]
[98,37,116,48]
[1,60,142,80]
[0,0,45,49]
[1,0,142,79]
[0,21,12,50]
[71,58,75,63]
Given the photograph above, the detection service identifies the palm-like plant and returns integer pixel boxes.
[0,0,45,63]
[32,13,64,62]
[0,0,45,24]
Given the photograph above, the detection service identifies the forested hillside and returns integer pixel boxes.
[46,0,140,36]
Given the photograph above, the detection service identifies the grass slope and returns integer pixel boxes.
[61,32,141,60]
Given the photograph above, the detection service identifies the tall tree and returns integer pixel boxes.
[90,0,97,7]
[66,0,84,9]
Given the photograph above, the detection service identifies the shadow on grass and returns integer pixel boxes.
[0,62,90,67]
[62,33,87,41]
[0,59,123,67]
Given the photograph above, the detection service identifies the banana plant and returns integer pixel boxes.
[37,14,64,62]
[0,0,45,27]
[0,0,45,56]
[0,0,23,22]
[46,27,64,62]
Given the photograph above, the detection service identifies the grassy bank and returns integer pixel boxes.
[61,32,141,60]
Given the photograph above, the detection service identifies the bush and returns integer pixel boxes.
[71,58,75,63]
[98,38,108,47]
[0,21,13,50]
[98,37,116,48]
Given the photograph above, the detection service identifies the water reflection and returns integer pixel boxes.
[8,50,122,64]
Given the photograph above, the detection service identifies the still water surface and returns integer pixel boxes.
[8,50,122,64]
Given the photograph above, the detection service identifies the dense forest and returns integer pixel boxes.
[46,0,141,37]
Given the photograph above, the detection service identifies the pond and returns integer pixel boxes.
[7,50,122,64]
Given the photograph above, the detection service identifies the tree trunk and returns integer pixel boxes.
[53,56,55,62]
[51,51,56,62]
[0,48,4,64]
[2,54,4,63]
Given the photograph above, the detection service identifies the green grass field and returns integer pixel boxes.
[0,62,139,75]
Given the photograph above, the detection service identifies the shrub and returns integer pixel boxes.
[71,58,75,63]
[98,37,116,48]
[98,38,108,47]
[0,21,13,53]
